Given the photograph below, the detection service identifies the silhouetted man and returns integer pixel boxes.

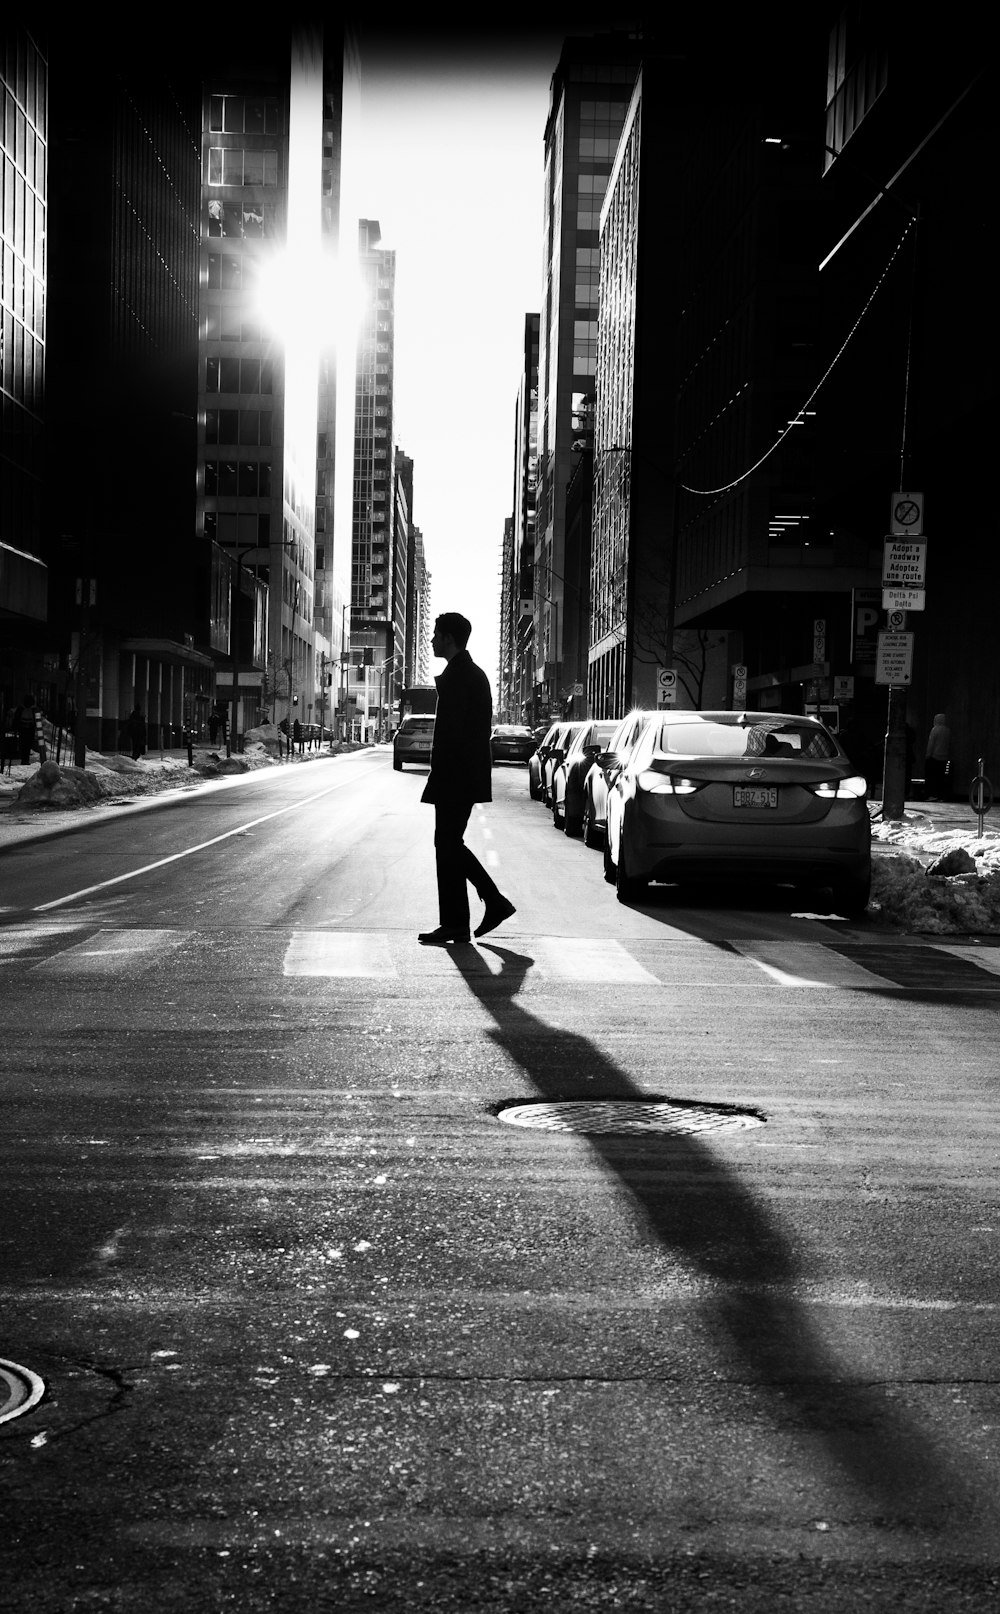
[417,612,516,946]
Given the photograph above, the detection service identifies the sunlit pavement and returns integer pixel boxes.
[1,756,998,1611]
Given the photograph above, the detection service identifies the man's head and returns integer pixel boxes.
[432,613,472,660]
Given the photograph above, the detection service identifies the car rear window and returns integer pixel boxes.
[658,719,838,760]
[400,718,435,733]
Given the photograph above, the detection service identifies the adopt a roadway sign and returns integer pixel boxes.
[875,631,914,686]
[882,537,927,587]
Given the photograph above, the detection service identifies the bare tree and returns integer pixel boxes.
[631,556,727,708]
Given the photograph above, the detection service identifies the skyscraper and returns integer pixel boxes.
[534,33,641,720]
[42,25,203,754]
[197,23,345,737]
[499,313,539,722]
[345,218,396,733]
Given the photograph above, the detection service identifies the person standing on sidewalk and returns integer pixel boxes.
[924,712,951,800]
[417,612,516,946]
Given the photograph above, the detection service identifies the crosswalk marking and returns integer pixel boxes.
[936,944,1000,977]
[732,941,889,990]
[530,936,661,985]
[283,932,396,977]
[34,928,185,975]
[3,922,998,990]
[0,924,86,961]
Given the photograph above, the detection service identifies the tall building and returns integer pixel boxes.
[533,33,641,721]
[499,314,538,723]
[588,23,838,721]
[314,32,360,689]
[405,524,431,690]
[197,24,346,737]
[42,26,205,753]
[805,6,994,786]
[345,217,396,734]
[1,24,48,707]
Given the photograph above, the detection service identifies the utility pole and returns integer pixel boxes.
[73,575,95,768]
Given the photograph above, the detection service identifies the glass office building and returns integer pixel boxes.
[1,25,48,697]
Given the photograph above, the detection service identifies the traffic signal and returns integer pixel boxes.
[362,647,374,666]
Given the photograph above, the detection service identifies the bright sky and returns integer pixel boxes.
[350,25,573,697]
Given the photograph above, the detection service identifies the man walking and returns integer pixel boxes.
[418,612,516,946]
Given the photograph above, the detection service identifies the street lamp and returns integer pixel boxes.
[375,652,396,742]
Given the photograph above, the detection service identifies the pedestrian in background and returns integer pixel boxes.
[13,696,37,765]
[924,712,951,799]
[126,704,146,761]
[417,612,516,946]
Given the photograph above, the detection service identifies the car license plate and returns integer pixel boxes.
[734,786,778,808]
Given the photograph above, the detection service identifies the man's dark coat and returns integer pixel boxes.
[420,648,493,805]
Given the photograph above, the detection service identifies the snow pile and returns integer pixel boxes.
[870,810,1000,934]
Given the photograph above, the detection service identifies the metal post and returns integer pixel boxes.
[881,683,908,820]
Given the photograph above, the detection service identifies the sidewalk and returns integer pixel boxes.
[0,743,369,855]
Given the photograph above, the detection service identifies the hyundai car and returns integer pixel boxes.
[604,710,871,913]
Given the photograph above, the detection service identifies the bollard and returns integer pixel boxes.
[970,757,993,837]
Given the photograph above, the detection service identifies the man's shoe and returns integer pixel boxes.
[417,926,472,946]
[474,897,516,938]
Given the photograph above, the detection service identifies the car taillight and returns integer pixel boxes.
[807,776,868,799]
[637,772,700,795]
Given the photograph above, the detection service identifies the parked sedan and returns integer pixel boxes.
[528,721,562,800]
[392,714,435,770]
[581,708,658,848]
[604,711,871,913]
[490,724,537,765]
[550,720,618,836]
[539,721,588,807]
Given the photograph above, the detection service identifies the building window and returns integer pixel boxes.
[825,11,888,169]
[208,149,279,187]
[209,95,279,135]
[207,199,275,238]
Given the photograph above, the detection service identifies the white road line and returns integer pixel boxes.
[283,932,396,977]
[734,941,888,990]
[33,771,374,913]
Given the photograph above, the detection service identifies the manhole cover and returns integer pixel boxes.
[497,1100,765,1136]
[0,1358,45,1425]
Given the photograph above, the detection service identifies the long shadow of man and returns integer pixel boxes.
[448,940,986,1534]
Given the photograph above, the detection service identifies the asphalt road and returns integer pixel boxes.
[1,751,998,1612]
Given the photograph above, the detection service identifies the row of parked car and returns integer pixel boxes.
[524,710,872,915]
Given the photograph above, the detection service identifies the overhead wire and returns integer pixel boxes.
[679,216,917,498]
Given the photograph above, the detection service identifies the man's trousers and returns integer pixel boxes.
[433,801,504,930]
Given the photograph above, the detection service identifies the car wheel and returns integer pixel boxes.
[393,757,402,771]
[529,773,541,800]
[615,817,649,904]
[582,794,601,848]
[603,829,617,883]
[829,869,871,918]
[564,806,582,837]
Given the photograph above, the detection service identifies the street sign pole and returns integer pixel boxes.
[879,493,925,821]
